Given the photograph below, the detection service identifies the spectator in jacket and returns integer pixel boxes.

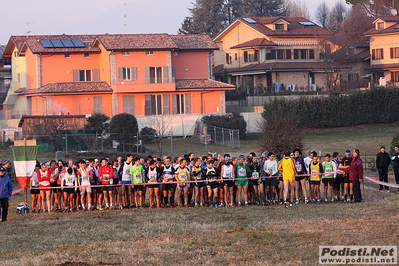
[350,149,363,203]
[0,167,13,222]
[376,145,391,192]
[391,145,399,193]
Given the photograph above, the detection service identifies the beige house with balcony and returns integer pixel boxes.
[364,16,399,86]
[213,17,340,94]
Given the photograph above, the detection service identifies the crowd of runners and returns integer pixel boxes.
[24,148,367,214]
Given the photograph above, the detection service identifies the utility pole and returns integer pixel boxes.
[124,3,127,33]
[25,21,34,35]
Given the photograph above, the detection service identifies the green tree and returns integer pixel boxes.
[202,112,247,139]
[345,0,392,18]
[85,113,109,134]
[249,0,285,17]
[109,113,138,152]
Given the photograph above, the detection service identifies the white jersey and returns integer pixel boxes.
[79,166,91,186]
[121,161,133,182]
[31,172,39,187]
[62,172,77,187]
[263,160,278,176]
[39,170,50,186]
[304,157,312,174]
[50,168,59,182]
[222,164,234,179]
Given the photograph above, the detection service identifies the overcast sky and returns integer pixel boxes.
[0,0,344,45]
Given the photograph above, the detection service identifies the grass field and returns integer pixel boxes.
[0,122,398,265]
[1,186,398,265]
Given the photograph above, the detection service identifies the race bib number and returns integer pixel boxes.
[325,168,333,174]
[125,169,130,175]
[296,164,302,172]
[135,173,142,181]
[311,170,318,177]
[82,175,89,181]
[33,179,39,187]
[267,168,273,174]
[67,177,74,185]
[50,174,57,182]
[149,174,157,180]
[103,174,109,181]
[179,173,187,181]
[252,172,259,179]
[238,168,246,177]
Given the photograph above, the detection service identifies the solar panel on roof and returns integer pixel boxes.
[50,39,65,48]
[299,21,316,26]
[40,40,54,48]
[61,39,74,48]
[71,39,85,48]
[243,18,257,24]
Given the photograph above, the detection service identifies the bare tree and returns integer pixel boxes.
[316,1,330,28]
[284,0,311,19]
[328,2,349,33]
[345,0,392,18]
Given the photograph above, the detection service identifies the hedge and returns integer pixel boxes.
[263,88,399,128]
[201,113,247,139]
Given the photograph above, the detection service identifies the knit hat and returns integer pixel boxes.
[380,145,385,149]
[354,149,360,155]
[0,167,5,172]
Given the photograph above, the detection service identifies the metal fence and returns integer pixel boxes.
[197,123,240,149]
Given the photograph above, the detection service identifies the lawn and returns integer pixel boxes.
[1,186,398,265]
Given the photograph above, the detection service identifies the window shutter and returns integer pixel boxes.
[309,49,315,59]
[145,67,150,83]
[391,72,395,82]
[390,48,394,58]
[286,49,291,60]
[172,67,177,78]
[381,49,384,59]
[172,94,178,114]
[122,95,128,113]
[372,49,375,60]
[185,93,191,114]
[163,94,170,114]
[131,67,137,81]
[254,50,259,61]
[118,67,123,80]
[163,66,169,83]
[73,69,79,81]
[92,69,100,81]
[145,95,152,116]
[244,51,248,62]
[93,96,103,114]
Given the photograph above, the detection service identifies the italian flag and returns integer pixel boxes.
[12,146,38,189]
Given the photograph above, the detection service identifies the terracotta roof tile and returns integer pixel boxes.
[98,34,178,50]
[365,63,399,71]
[364,22,399,36]
[20,82,112,95]
[175,79,235,90]
[347,49,370,62]
[236,17,332,37]
[11,35,100,54]
[230,38,276,49]
[170,34,218,50]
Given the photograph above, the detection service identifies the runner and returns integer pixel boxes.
[77,159,93,211]
[322,154,336,202]
[145,159,162,208]
[193,158,206,207]
[250,155,261,205]
[175,158,190,207]
[339,150,352,202]
[162,157,175,207]
[118,154,133,209]
[57,160,66,211]
[221,157,234,207]
[130,157,144,209]
[309,153,323,204]
[204,159,219,208]
[48,160,60,212]
[293,148,308,204]
[61,166,77,212]
[392,145,399,193]
[235,156,248,206]
[262,152,278,205]
[37,163,51,213]
[278,151,297,208]
[111,159,121,209]
[332,152,342,202]
[29,164,41,213]
[98,158,114,210]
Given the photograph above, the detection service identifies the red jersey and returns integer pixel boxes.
[48,167,58,184]
[37,169,51,187]
[98,165,114,185]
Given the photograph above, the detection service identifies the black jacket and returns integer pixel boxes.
[391,152,399,169]
[376,152,391,169]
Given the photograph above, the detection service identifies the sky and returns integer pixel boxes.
[0,0,344,45]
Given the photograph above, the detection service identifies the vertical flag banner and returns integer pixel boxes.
[12,145,38,189]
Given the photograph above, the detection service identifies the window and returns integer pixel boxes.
[145,67,163,83]
[275,24,284,30]
[226,53,232,64]
[146,50,154,55]
[292,49,313,59]
[300,49,308,59]
[65,53,70,58]
[309,49,315,59]
[79,70,91,81]
[276,49,285,59]
[390,47,399,58]
[173,94,185,114]
[378,22,384,29]
[84,53,90,58]
[118,67,137,81]
[173,51,179,56]
[244,50,259,62]
[93,96,103,114]
[235,53,237,60]
[145,95,162,115]
[122,95,135,114]
[372,48,384,60]
[122,51,130,56]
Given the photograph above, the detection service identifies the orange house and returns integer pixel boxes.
[3,34,234,118]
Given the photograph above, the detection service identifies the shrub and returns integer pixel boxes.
[85,113,109,134]
[263,88,399,129]
[202,112,247,139]
[390,132,399,155]
[109,113,138,152]
[140,127,157,142]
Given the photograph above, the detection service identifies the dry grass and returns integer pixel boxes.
[1,187,398,265]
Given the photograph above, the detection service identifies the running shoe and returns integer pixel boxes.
[317,200,321,204]
[386,190,390,193]
[289,203,293,207]
[324,199,328,202]
[304,198,309,204]
[295,199,299,204]
[312,199,316,204]
[238,202,241,207]
[284,201,288,208]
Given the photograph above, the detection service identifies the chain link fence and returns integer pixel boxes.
[197,123,240,149]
